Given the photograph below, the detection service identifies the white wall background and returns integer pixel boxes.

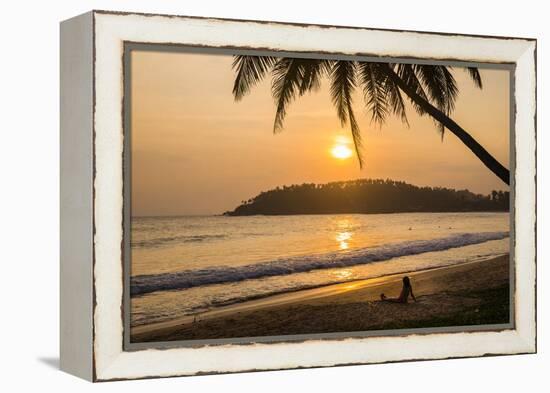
[0,0,546,391]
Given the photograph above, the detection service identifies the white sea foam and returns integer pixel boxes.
[130,231,508,296]
[131,233,227,248]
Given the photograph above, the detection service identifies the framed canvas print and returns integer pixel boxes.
[60,10,537,382]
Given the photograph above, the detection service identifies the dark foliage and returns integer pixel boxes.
[231,56,510,185]
[224,179,509,216]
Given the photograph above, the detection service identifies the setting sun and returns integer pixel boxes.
[331,144,353,160]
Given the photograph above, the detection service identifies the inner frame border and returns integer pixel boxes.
[121,42,517,352]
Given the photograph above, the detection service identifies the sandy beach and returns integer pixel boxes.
[131,254,510,343]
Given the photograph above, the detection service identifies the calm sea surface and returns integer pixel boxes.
[130,212,509,327]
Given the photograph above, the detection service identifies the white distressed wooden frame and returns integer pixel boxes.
[60,10,536,382]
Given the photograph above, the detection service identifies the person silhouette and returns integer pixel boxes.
[380,276,417,303]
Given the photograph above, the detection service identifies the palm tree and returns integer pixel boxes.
[231,56,509,185]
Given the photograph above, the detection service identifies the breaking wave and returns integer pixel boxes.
[130,231,508,296]
[131,234,227,248]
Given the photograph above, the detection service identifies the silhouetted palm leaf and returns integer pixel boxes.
[232,55,277,100]
[271,60,303,132]
[413,65,458,112]
[329,60,364,167]
[466,67,483,88]
[358,62,389,124]
[395,64,429,116]
[410,64,458,137]
[271,58,303,133]
[229,55,510,184]
[270,59,334,133]
[299,59,332,94]
[383,66,410,126]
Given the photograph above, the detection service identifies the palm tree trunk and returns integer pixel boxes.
[383,65,510,185]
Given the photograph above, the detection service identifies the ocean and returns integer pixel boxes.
[130,212,509,327]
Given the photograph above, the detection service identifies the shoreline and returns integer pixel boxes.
[135,210,510,219]
[223,209,510,217]
[131,254,510,343]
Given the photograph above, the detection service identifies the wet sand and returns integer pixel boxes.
[131,254,510,343]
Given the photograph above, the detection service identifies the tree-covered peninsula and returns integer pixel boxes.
[223,179,509,216]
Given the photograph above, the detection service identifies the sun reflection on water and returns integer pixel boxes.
[335,218,355,250]
[334,268,353,280]
[336,231,352,250]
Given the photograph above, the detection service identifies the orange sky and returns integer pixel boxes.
[130,49,510,216]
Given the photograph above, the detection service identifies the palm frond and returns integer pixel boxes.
[466,67,483,89]
[271,58,302,133]
[395,64,429,116]
[413,65,458,113]
[329,60,356,125]
[382,65,410,126]
[329,60,364,167]
[299,59,332,95]
[271,58,306,133]
[412,65,458,137]
[269,58,332,133]
[388,84,410,126]
[347,100,364,168]
[232,55,277,100]
[358,62,389,124]
[231,56,487,173]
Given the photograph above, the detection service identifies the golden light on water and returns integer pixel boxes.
[335,268,353,280]
[335,217,354,250]
[336,231,352,250]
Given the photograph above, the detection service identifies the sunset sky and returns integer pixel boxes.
[130,49,510,216]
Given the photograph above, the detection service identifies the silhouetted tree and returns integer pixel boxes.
[232,57,509,185]
[223,179,509,216]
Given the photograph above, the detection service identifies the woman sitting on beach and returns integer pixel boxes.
[380,276,417,303]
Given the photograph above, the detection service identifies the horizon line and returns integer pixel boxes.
[132,177,510,218]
